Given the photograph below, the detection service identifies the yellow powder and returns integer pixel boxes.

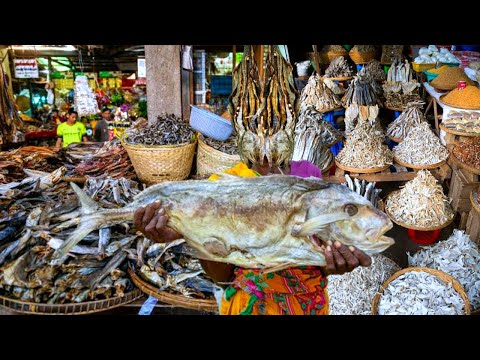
[442,86,480,108]
[428,65,450,74]
[430,67,475,89]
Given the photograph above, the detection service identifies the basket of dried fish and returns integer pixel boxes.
[320,45,348,63]
[122,114,197,184]
[349,46,377,64]
[371,267,471,315]
[196,135,240,177]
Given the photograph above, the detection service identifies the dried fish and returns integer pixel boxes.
[364,60,386,82]
[383,60,421,108]
[201,134,238,155]
[343,68,382,107]
[300,73,342,112]
[386,102,427,140]
[324,57,353,78]
[342,175,381,208]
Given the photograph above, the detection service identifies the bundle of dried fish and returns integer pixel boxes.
[336,122,393,169]
[323,79,344,96]
[393,122,448,166]
[408,229,480,310]
[364,60,386,82]
[452,137,480,169]
[200,134,238,155]
[386,170,454,228]
[328,254,400,315]
[84,176,141,208]
[386,102,426,140]
[383,60,421,108]
[0,64,23,145]
[73,141,135,179]
[300,73,342,112]
[342,175,382,209]
[344,104,380,135]
[324,57,354,78]
[292,106,341,171]
[125,113,195,146]
[350,45,376,53]
[377,271,466,315]
[443,111,480,134]
[386,59,413,82]
[343,69,382,107]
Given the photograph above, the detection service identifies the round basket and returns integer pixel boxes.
[335,159,390,174]
[393,156,447,170]
[128,266,218,313]
[349,51,377,64]
[451,150,480,175]
[371,267,471,315]
[384,190,455,231]
[197,137,240,177]
[439,94,480,110]
[122,140,197,185]
[439,123,480,137]
[0,289,143,315]
[320,51,348,63]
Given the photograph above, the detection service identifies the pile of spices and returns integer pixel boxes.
[442,86,480,109]
[428,65,450,74]
[430,67,475,90]
[452,137,480,169]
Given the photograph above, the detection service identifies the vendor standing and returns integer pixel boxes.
[94,107,111,143]
[55,109,87,149]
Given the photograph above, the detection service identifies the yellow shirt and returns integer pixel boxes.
[57,122,87,148]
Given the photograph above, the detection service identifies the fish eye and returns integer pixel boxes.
[344,204,358,216]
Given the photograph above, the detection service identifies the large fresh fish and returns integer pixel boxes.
[52,175,394,271]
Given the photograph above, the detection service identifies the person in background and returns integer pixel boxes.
[50,109,64,125]
[55,109,87,149]
[94,107,110,143]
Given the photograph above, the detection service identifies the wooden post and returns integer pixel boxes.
[253,45,264,79]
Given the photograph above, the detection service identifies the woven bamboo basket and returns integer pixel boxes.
[128,266,218,313]
[0,289,143,315]
[196,137,240,177]
[349,51,377,64]
[371,267,471,315]
[122,140,197,185]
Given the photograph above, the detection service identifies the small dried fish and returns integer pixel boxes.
[386,102,426,140]
[201,134,238,155]
[300,74,342,112]
[324,57,353,78]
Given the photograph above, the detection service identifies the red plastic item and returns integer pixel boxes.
[407,229,442,245]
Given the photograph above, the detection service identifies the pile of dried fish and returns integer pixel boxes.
[323,79,345,96]
[386,59,413,82]
[62,142,105,165]
[452,137,480,169]
[0,64,23,145]
[443,111,480,134]
[73,141,135,179]
[300,74,342,112]
[393,122,449,166]
[84,176,141,208]
[328,255,400,315]
[377,271,466,315]
[386,102,426,140]
[0,172,139,304]
[0,161,24,184]
[383,60,420,108]
[386,170,454,228]
[324,57,353,78]
[408,229,480,310]
[292,106,341,171]
[343,175,382,209]
[135,239,218,300]
[343,68,382,107]
[337,122,393,169]
[364,60,386,82]
[344,104,380,135]
[201,134,238,155]
[125,113,195,146]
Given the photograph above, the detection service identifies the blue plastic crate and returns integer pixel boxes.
[189,105,233,141]
[210,75,233,95]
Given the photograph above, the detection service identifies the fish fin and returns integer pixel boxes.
[261,263,295,274]
[70,183,99,214]
[52,219,99,259]
[291,213,350,237]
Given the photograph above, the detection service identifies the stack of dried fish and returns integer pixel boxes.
[343,68,382,107]
[125,113,195,146]
[386,102,426,140]
[83,176,141,208]
[452,137,480,169]
[383,60,421,108]
[344,104,380,135]
[408,229,480,310]
[342,175,382,209]
[300,74,342,112]
[337,122,393,169]
[393,122,449,166]
[323,79,345,96]
[292,106,341,171]
[0,64,23,145]
[73,141,135,179]
[201,134,238,155]
[377,271,466,315]
[135,239,218,300]
[324,57,354,78]
[443,111,480,134]
[0,172,138,304]
[386,170,454,228]
[328,254,400,315]
[364,60,386,82]
[62,142,105,165]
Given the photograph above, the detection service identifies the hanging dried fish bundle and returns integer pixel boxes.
[125,113,195,146]
[408,229,480,310]
[386,170,454,228]
[324,57,354,78]
[292,106,341,171]
[344,104,380,135]
[383,60,421,108]
[300,73,342,112]
[364,60,386,82]
[393,122,449,166]
[0,64,23,145]
[378,271,466,315]
[336,122,393,169]
[328,254,400,315]
[342,174,382,209]
[343,68,382,107]
[386,102,426,140]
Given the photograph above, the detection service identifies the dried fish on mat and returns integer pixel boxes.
[0,64,23,145]
[300,73,342,112]
[386,102,426,140]
[378,271,466,315]
[386,170,454,228]
[408,229,480,310]
[342,175,382,209]
[292,106,341,171]
[452,137,480,169]
[343,68,382,107]
[344,104,380,135]
[443,111,480,134]
[364,60,386,82]
[336,122,393,169]
[324,57,353,78]
[125,113,195,146]
[328,254,400,315]
[393,122,448,166]
[200,134,238,155]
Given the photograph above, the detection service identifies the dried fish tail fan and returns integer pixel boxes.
[228,45,299,168]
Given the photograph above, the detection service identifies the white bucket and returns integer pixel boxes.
[295,60,311,77]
